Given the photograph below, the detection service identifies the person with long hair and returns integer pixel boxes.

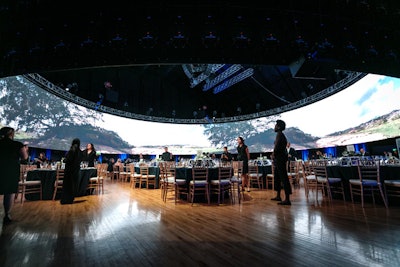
[0,127,28,223]
[82,143,97,167]
[271,120,292,205]
[237,136,250,192]
[60,138,82,204]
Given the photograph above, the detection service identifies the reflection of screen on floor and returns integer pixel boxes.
[346,145,355,152]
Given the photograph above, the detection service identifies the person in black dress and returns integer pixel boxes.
[0,127,29,223]
[237,136,250,192]
[271,120,292,205]
[82,143,97,167]
[60,138,82,204]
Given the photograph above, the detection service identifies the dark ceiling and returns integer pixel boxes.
[1,1,400,122]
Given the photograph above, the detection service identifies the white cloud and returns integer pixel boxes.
[281,74,400,137]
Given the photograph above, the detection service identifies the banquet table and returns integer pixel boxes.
[175,167,219,183]
[326,164,400,201]
[25,167,97,200]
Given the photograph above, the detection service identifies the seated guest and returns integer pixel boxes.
[221,146,232,162]
[35,152,48,168]
[114,158,124,169]
[139,153,145,162]
[161,147,174,161]
[358,148,370,157]
[315,150,325,159]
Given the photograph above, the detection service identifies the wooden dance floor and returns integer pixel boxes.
[1,179,399,267]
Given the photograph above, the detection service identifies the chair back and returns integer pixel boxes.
[192,167,208,183]
[232,161,243,177]
[311,159,328,180]
[248,164,259,175]
[56,168,65,183]
[356,159,380,182]
[140,165,150,176]
[218,166,232,181]
[20,164,29,182]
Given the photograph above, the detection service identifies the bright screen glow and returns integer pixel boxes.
[1,74,399,155]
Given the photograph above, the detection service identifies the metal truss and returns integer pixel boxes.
[22,71,367,125]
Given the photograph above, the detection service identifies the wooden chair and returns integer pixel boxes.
[384,179,400,206]
[112,164,120,181]
[159,162,168,200]
[302,161,316,199]
[88,163,108,194]
[139,165,156,189]
[189,167,210,205]
[118,164,131,182]
[210,166,232,204]
[52,168,65,200]
[16,164,42,203]
[266,163,274,190]
[174,171,188,203]
[309,159,345,203]
[130,164,142,189]
[162,163,177,202]
[230,161,244,203]
[349,159,388,208]
[248,164,263,190]
[287,161,300,190]
[314,159,345,203]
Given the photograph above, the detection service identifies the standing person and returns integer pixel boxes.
[286,142,297,161]
[237,136,250,192]
[271,120,292,205]
[161,146,173,161]
[221,146,232,163]
[0,126,29,223]
[82,143,97,167]
[60,138,82,205]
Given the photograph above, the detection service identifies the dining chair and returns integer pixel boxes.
[88,163,108,194]
[313,159,345,203]
[383,179,400,206]
[162,163,177,202]
[174,169,188,203]
[16,164,42,203]
[230,161,244,203]
[349,159,388,208]
[130,164,142,189]
[118,164,131,182]
[140,165,156,189]
[287,160,300,190]
[52,168,65,200]
[248,164,263,190]
[112,164,120,181]
[210,166,232,204]
[302,160,316,199]
[265,162,274,191]
[158,162,166,197]
[189,167,210,205]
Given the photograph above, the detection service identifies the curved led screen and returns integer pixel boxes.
[1,74,399,155]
